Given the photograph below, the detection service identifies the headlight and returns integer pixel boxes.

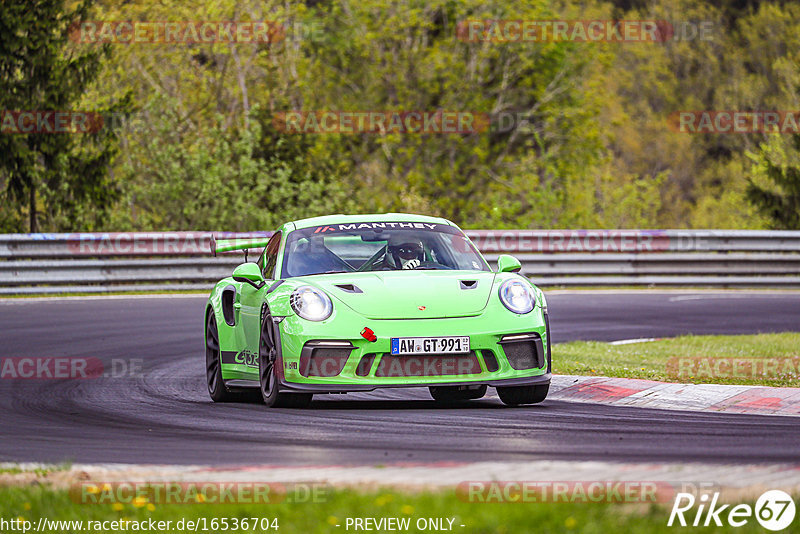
[498,279,535,314]
[290,286,333,321]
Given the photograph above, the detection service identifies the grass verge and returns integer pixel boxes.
[0,485,783,534]
[554,332,800,387]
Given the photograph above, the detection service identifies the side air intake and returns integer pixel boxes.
[499,333,544,370]
[299,341,355,377]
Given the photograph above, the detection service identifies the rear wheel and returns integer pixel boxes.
[429,385,487,403]
[259,313,313,408]
[206,310,238,402]
[497,384,549,406]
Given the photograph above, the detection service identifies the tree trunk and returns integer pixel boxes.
[29,181,37,232]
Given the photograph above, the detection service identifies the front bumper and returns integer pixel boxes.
[274,302,551,392]
[280,372,551,393]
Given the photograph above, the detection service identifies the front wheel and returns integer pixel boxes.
[429,385,487,403]
[259,313,313,408]
[497,384,549,406]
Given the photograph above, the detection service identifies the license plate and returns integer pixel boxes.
[390,336,470,355]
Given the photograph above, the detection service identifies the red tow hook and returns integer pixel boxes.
[361,327,377,342]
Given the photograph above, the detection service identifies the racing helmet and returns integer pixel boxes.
[387,236,425,269]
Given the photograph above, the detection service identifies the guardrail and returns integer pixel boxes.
[1,230,799,294]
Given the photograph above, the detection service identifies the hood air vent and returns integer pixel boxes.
[335,283,363,294]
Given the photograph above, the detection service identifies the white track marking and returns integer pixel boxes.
[608,338,659,345]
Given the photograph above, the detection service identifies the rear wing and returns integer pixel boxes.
[210,235,272,259]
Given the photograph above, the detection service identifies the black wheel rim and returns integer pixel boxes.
[259,316,277,399]
[205,312,221,394]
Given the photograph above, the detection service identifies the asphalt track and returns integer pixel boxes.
[1,291,799,466]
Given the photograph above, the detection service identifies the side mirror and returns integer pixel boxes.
[497,254,522,273]
[233,262,265,289]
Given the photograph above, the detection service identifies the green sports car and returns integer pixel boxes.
[205,213,551,408]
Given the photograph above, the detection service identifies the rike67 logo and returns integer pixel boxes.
[668,490,796,531]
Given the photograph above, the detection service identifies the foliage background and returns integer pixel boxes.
[2,0,800,232]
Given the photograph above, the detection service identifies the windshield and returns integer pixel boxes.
[281,221,491,277]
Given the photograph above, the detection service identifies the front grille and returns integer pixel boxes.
[500,334,544,370]
[374,352,481,377]
[299,346,352,377]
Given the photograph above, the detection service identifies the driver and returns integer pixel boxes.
[387,236,425,270]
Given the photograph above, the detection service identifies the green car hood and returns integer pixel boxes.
[306,270,497,319]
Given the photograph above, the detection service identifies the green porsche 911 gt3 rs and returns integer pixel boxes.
[205,213,551,408]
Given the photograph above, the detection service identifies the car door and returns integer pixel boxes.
[238,231,281,365]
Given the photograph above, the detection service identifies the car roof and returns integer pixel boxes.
[284,213,455,231]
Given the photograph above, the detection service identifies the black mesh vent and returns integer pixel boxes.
[299,347,351,377]
[501,336,544,370]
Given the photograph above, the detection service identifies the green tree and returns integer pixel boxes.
[109,100,357,231]
[300,0,610,228]
[89,0,356,231]
[0,0,126,232]
[747,135,800,229]
[50,0,800,231]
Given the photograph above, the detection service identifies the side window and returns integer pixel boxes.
[261,232,281,279]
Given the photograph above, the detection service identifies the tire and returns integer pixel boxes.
[259,313,313,409]
[205,310,240,402]
[497,384,549,406]
[429,385,487,402]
